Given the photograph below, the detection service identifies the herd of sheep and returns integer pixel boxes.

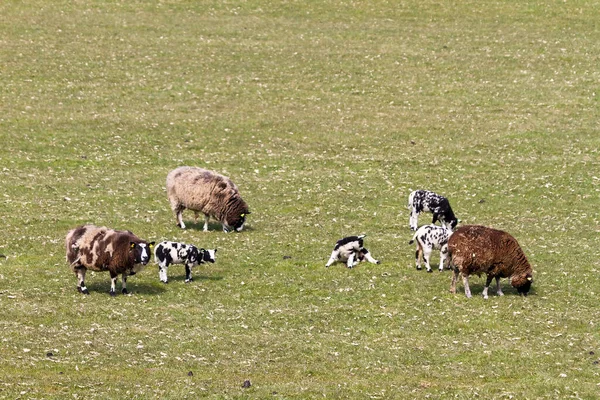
[65,166,533,298]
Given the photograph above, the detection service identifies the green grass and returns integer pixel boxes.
[2,0,600,398]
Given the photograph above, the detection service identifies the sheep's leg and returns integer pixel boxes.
[462,274,472,298]
[121,273,129,295]
[360,248,380,265]
[483,275,494,299]
[194,211,199,224]
[495,277,504,296]
[75,267,89,295]
[325,250,339,267]
[415,246,422,270]
[439,245,448,272]
[175,208,186,229]
[185,263,193,283]
[346,253,356,268]
[203,214,210,232]
[109,271,118,296]
[450,267,459,294]
[409,209,418,231]
[423,247,433,273]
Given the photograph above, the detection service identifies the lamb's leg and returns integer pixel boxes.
[75,267,89,295]
[121,273,128,295]
[185,263,193,283]
[410,209,418,231]
[158,262,169,284]
[109,271,118,296]
[495,277,504,296]
[423,247,433,273]
[325,250,339,268]
[415,246,422,270]
[483,275,494,299]
[462,274,472,298]
[439,245,448,272]
[203,214,210,232]
[346,252,356,268]
[360,248,380,265]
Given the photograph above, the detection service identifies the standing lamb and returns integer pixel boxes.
[325,235,380,268]
[154,240,217,283]
[65,225,154,296]
[166,166,250,232]
[408,224,452,272]
[408,190,458,231]
[448,225,533,299]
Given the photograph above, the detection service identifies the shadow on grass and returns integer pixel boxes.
[162,273,224,284]
[181,221,255,233]
[83,281,167,296]
[453,281,537,298]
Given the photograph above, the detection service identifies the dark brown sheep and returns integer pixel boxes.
[448,225,533,298]
[66,225,154,296]
[166,166,250,232]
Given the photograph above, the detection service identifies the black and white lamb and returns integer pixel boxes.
[325,235,380,268]
[408,224,452,272]
[408,190,458,231]
[154,240,217,283]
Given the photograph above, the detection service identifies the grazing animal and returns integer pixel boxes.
[409,224,452,272]
[65,225,154,296]
[448,225,533,299]
[166,166,250,232]
[325,235,380,268]
[408,190,458,231]
[154,241,217,283]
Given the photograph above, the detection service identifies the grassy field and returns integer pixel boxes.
[1,0,600,398]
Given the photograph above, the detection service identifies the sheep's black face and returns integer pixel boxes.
[225,212,249,232]
[202,248,217,263]
[131,242,154,265]
[514,274,533,296]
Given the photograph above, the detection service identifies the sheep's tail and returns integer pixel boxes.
[408,231,417,245]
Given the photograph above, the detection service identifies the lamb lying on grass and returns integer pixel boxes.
[448,225,533,299]
[325,235,380,269]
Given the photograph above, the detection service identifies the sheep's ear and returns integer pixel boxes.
[245,211,251,215]
[527,276,533,282]
[240,213,245,218]
[214,248,217,253]
[148,242,155,248]
[130,242,136,249]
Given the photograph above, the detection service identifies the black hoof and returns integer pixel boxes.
[78,287,90,295]
[109,291,116,297]
[427,270,433,273]
[376,261,381,264]
[122,288,129,295]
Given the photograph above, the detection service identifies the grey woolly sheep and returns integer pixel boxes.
[166,166,250,232]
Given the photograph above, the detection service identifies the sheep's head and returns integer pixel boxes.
[130,242,154,265]
[201,248,217,263]
[512,273,533,296]
[224,212,250,233]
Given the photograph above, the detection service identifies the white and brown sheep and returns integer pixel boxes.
[65,224,154,296]
[166,166,250,232]
[448,225,533,299]
[408,190,458,231]
[409,224,452,272]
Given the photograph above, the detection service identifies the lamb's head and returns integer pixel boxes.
[511,272,533,296]
[200,248,217,264]
[130,242,155,265]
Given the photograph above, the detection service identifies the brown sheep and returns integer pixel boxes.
[448,225,533,298]
[66,225,154,296]
[166,166,250,232]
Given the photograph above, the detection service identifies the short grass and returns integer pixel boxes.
[1,0,600,398]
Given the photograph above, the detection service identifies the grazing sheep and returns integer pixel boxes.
[409,224,452,272]
[408,190,458,231]
[448,225,533,299]
[65,225,154,296]
[325,235,380,268]
[166,166,250,232]
[154,240,217,283]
